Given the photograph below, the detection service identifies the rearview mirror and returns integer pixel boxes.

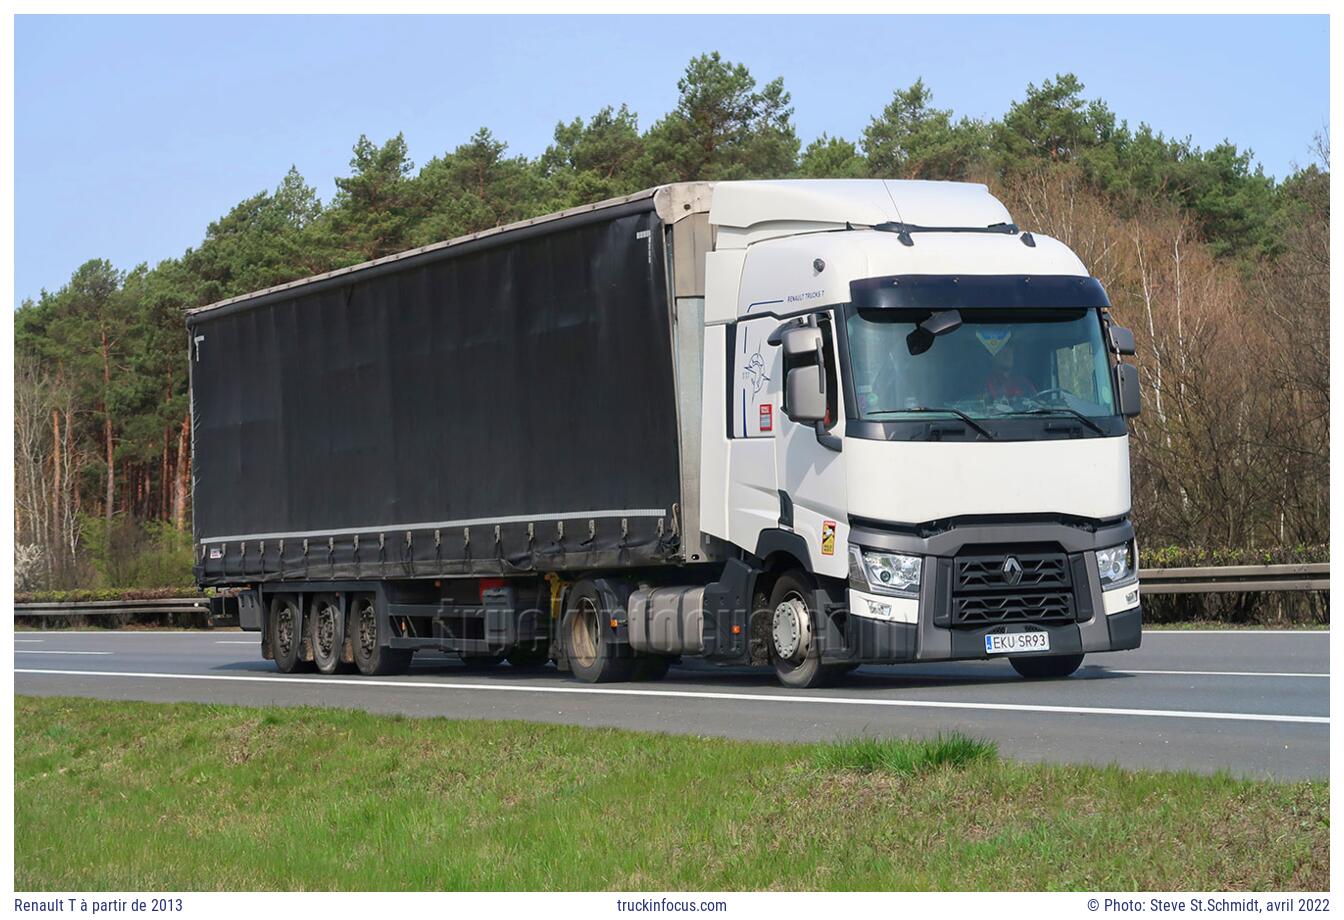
[1116,363,1141,418]
[780,326,823,358]
[906,309,963,356]
[785,364,826,423]
[1109,325,1137,356]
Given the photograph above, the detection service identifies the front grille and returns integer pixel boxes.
[950,549,1077,627]
[955,552,1070,591]
[953,591,1075,626]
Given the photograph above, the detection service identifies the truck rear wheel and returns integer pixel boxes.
[768,572,845,689]
[1010,653,1084,679]
[309,594,347,674]
[563,581,635,683]
[349,593,412,676]
[268,594,310,674]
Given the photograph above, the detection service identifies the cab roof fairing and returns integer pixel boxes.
[731,229,1092,322]
[707,179,1015,250]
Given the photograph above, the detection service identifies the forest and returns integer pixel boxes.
[14,53,1329,596]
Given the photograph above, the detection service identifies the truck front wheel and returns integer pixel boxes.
[1010,653,1084,679]
[769,572,845,689]
[563,581,634,683]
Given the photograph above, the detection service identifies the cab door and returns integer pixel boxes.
[774,314,849,580]
[725,315,782,554]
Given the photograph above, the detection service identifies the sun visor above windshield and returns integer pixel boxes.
[850,275,1111,311]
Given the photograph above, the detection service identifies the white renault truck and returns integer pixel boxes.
[192,179,1142,689]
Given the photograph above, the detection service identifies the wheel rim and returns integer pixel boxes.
[315,600,338,662]
[356,598,377,660]
[569,597,600,668]
[772,593,811,663]
[275,604,296,658]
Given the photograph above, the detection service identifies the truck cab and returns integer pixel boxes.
[693,180,1142,686]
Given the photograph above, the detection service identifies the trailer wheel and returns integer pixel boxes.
[349,593,412,676]
[563,580,634,683]
[768,571,845,689]
[309,594,347,674]
[268,594,309,674]
[1010,653,1084,680]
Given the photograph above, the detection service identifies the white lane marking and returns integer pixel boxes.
[1103,668,1328,679]
[215,641,257,645]
[16,650,113,656]
[1145,629,1329,635]
[14,668,1329,726]
[15,631,243,637]
[14,639,43,643]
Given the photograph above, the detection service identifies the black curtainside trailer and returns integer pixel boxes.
[189,198,684,589]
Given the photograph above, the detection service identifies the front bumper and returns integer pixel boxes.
[822,516,1143,664]
[831,595,1141,664]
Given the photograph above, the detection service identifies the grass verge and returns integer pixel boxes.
[15,696,1327,891]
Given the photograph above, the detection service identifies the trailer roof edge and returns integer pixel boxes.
[185,182,714,319]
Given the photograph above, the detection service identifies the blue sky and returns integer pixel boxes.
[15,14,1329,303]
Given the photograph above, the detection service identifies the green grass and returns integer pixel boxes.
[14,696,1328,891]
[810,733,996,774]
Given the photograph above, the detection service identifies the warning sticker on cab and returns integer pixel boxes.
[759,403,773,432]
[821,520,836,556]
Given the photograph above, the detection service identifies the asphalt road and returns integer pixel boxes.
[14,628,1329,780]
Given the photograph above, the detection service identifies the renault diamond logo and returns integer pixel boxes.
[1001,556,1024,586]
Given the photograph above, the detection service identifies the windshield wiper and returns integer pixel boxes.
[869,406,996,440]
[1017,407,1106,436]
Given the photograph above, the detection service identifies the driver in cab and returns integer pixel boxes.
[984,341,1035,401]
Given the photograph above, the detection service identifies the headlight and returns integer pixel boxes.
[1096,542,1135,586]
[850,547,922,596]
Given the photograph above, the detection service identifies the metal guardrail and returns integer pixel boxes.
[14,597,211,617]
[9,563,1330,619]
[1138,563,1329,595]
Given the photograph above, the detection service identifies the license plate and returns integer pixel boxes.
[985,631,1050,655]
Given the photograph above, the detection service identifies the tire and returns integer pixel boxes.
[506,641,551,669]
[349,593,412,676]
[268,594,309,674]
[768,571,846,689]
[563,580,635,683]
[309,594,347,675]
[631,655,672,682]
[1010,653,1084,679]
